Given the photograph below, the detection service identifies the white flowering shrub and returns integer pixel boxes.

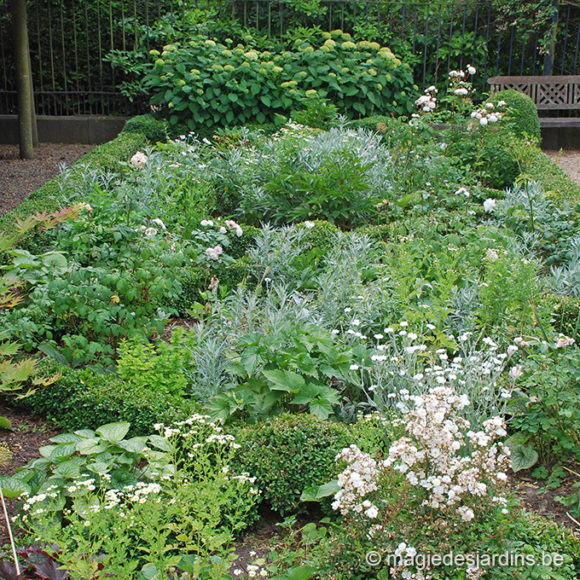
[469,101,505,129]
[340,319,520,429]
[330,387,512,578]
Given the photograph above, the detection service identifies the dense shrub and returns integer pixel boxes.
[291,96,338,129]
[443,122,520,189]
[233,414,351,514]
[145,31,414,131]
[238,126,391,228]
[21,360,196,436]
[488,89,541,141]
[117,329,189,397]
[297,219,340,260]
[225,224,261,259]
[122,114,169,142]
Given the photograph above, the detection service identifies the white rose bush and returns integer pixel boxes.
[330,387,513,578]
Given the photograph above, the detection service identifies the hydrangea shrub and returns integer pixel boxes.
[145,30,414,130]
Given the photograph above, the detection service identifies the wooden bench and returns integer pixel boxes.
[487,75,580,128]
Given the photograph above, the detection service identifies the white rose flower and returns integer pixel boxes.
[483,198,496,213]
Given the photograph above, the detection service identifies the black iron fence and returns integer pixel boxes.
[0,0,579,116]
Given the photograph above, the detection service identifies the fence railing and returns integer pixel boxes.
[0,0,579,116]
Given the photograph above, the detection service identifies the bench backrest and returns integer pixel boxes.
[487,75,580,110]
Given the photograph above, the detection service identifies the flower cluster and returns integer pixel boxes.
[333,387,510,527]
[469,101,505,127]
[448,66,475,99]
[206,245,223,260]
[130,151,148,169]
[139,217,167,238]
[233,563,269,577]
[340,320,518,426]
[554,334,575,349]
[156,413,225,439]
[415,85,437,113]
[483,198,496,213]
[332,445,380,517]
[225,219,243,237]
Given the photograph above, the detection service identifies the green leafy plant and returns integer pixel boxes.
[22,360,197,436]
[209,324,353,422]
[233,413,351,514]
[292,95,338,129]
[144,31,414,131]
[9,416,260,578]
[117,328,189,397]
[0,208,88,429]
[239,125,391,228]
[510,338,580,467]
[0,420,171,500]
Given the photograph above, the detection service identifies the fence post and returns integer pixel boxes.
[544,0,559,75]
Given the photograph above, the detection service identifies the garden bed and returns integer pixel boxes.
[1,79,579,578]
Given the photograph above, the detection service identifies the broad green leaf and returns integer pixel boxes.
[291,383,321,405]
[0,476,30,498]
[74,429,96,438]
[54,458,83,478]
[38,343,69,366]
[41,252,68,270]
[50,433,81,443]
[301,479,340,502]
[48,443,77,461]
[0,416,13,430]
[309,398,333,419]
[262,369,305,392]
[110,469,138,489]
[117,437,149,454]
[510,444,539,472]
[39,445,57,459]
[141,564,159,580]
[241,348,260,375]
[88,461,111,476]
[77,438,108,455]
[148,434,172,452]
[396,192,417,208]
[96,422,131,443]
[207,394,238,422]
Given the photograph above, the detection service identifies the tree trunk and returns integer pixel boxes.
[12,0,34,159]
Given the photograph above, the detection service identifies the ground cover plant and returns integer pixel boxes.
[1,65,579,579]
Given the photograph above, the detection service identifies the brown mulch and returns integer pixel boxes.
[0,404,60,548]
[510,464,580,532]
[544,149,580,186]
[0,143,95,218]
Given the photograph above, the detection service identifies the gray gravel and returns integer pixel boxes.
[0,143,95,217]
[544,149,580,186]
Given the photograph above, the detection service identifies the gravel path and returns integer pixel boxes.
[544,149,580,186]
[0,143,95,218]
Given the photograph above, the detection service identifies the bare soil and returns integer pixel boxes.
[0,405,60,548]
[510,465,580,532]
[0,143,95,218]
